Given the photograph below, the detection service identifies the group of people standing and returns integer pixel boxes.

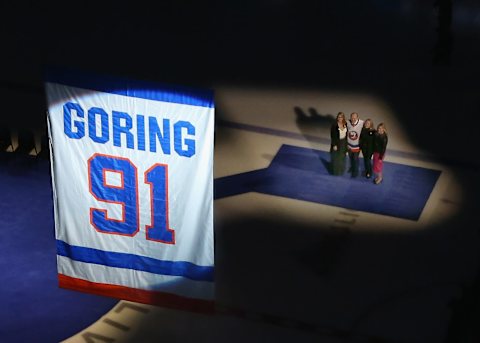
[330,112,388,184]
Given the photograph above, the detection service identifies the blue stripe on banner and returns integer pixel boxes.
[44,66,214,108]
[56,240,214,282]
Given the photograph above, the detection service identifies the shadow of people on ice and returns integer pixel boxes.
[294,106,335,129]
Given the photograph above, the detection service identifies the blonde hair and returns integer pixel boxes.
[364,118,374,129]
[377,122,387,134]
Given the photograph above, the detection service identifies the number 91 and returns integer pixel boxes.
[88,154,175,244]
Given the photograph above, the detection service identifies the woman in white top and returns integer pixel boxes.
[330,112,348,175]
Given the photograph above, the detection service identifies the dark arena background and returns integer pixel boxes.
[1,1,480,342]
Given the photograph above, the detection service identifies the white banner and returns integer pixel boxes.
[45,69,214,312]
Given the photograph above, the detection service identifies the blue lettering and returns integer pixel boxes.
[63,102,84,139]
[113,111,134,149]
[88,107,109,144]
[137,115,146,151]
[174,121,195,158]
[61,103,197,157]
[149,118,170,154]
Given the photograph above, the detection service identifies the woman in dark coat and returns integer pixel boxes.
[360,118,376,179]
[330,112,348,175]
[373,123,388,184]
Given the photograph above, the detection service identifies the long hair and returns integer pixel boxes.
[377,122,387,135]
[336,112,347,127]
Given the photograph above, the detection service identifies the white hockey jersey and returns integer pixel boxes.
[347,119,364,152]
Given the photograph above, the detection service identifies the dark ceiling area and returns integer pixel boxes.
[0,0,458,85]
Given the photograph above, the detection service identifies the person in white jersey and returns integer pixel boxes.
[346,112,364,178]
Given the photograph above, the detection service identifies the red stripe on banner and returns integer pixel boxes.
[58,274,214,314]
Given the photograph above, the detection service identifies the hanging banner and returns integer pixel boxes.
[45,68,214,312]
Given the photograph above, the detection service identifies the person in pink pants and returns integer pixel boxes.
[372,123,388,184]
